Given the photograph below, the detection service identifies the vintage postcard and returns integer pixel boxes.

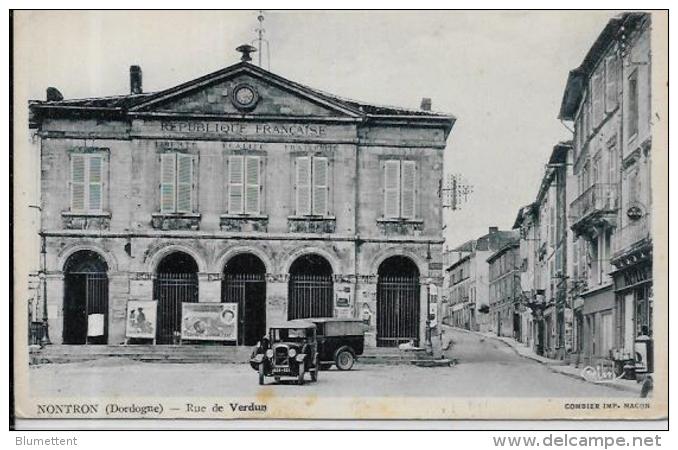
[11,10,668,427]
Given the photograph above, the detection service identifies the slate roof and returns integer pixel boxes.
[451,229,519,254]
[30,61,455,121]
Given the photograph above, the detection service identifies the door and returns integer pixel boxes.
[222,273,267,345]
[154,273,198,344]
[288,275,333,320]
[63,272,108,344]
[376,276,420,347]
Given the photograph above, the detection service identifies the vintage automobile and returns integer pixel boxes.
[249,321,319,385]
[306,318,366,371]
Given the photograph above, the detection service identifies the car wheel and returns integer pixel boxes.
[335,349,355,371]
[258,363,265,386]
[297,362,305,385]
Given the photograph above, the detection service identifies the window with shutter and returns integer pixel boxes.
[401,160,416,219]
[312,157,328,215]
[295,157,311,215]
[176,154,193,213]
[160,153,176,213]
[591,71,604,127]
[88,155,103,211]
[627,70,639,138]
[70,154,86,211]
[245,156,261,214]
[605,55,619,112]
[228,155,244,213]
[383,160,401,218]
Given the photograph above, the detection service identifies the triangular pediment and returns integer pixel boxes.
[130,63,362,118]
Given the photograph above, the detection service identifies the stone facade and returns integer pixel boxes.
[559,12,653,369]
[30,60,455,347]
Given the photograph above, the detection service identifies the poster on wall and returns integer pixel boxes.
[125,300,157,339]
[181,303,238,341]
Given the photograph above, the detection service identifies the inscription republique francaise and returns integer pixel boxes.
[159,120,328,137]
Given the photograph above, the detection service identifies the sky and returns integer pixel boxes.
[15,10,623,248]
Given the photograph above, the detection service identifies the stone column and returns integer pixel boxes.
[356,276,377,348]
[45,273,64,344]
[129,272,153,300]
[108,273,130,345]
[199,273,221,303]
[266,274,288,325]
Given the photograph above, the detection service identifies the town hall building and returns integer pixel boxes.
[29,48,455,348]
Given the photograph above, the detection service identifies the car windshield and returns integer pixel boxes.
[271,328,308,342]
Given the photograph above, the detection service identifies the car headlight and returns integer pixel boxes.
[265,349,274,358]
[288,348,297,357]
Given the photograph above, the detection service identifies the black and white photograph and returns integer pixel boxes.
[10,8,668,428]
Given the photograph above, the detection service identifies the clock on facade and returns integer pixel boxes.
[231,83,259,111]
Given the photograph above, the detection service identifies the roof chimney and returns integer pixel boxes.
[45,87,63,102]
[489,226,499,234]
[130,65,142,94]
[420,97,432,111]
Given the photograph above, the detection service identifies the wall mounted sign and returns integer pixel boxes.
[181,303,238,341]
[125,300,157,340]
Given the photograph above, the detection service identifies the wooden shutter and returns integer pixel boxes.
[176,154,193,213]
[312,157,329,216]
[605,55,619,112]
[70,154,86,211]
[160,153,176,213]
[245,156,261,214]
[592,71,604,126]
[228,155,244,213]
[383,160,400,218]
[401,160,416,219]
[88,155,103,211]
[295,157,311,215]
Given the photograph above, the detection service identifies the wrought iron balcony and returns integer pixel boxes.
[570,183,619,232]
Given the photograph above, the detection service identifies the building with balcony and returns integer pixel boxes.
[513,143,573,358]
[559,12,652,369]
[608,14,653,367]
[444,227,518,332]
[28,49,455,348]
[487,240,521,340]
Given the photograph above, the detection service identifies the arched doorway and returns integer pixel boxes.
[63,250,108,344]
[222,253,267,346]
[154,251,199,344]
[376,256,420,347]
[288,254,333,320]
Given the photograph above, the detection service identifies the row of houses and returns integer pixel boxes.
[444,12,655,375]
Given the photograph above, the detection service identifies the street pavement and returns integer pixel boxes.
[29,328,632,398]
